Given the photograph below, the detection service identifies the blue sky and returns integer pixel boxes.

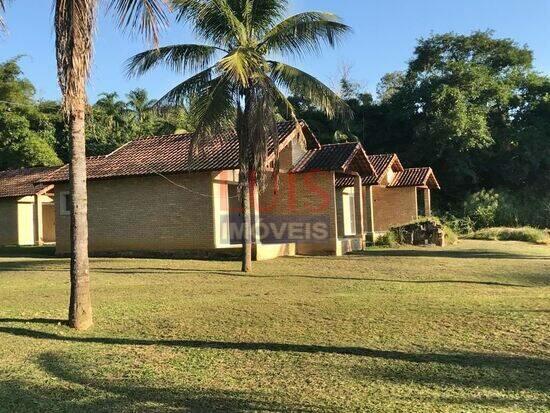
[2,0,550,102]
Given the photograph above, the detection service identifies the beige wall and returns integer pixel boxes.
[55,173,216,254]
[0,198,18,246]
[372,186,418,232]
[17,199,35,246]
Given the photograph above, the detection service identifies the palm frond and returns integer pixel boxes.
[217,48,264,87]
[172,0,245,44]
[126,44,222,76]
[188,75,236,158]
[55,0,98,113]
[269,60,352,119]
[260,12,350,58]
[155,66,216,107]
[108,0,170,45]
[0,0,8,31]
[242,0,287,36]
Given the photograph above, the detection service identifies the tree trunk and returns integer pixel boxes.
[68,104,92,330]
[240,169,252,272]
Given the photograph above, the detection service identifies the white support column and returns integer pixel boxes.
[424,188,432,217]
[363,186,375,243]
[353,175,365,249]
[34,194,44,246]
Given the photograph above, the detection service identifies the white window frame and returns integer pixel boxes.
[60,191,71,216]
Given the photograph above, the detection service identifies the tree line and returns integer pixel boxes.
[291,31,550,228]
[0,58,195,169]
[2,30,549,231]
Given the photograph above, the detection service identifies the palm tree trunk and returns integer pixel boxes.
[237,94,253,273]
[68,104,92,330]
[240,170,252,272]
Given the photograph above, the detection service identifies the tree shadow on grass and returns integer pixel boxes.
[348,248,550,260]
[0,245,56,258]
[1,353,314,412]
[0,260,68,273]
[89,267,531,287]
[0,324,548,395]
[352,357,549,409]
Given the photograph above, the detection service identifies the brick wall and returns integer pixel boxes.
[55,172,216,254]
[0,198,18,245]
[372,186,418,231]
[259,171,339,255]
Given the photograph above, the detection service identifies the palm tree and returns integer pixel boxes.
[128,0,351,272]
[127,88,156,121]
[53,0,169,330]
[95,92,130,127]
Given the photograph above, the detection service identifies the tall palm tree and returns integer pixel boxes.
[53,0,169,330]
[127,88,157,121]
[128,0,352,272]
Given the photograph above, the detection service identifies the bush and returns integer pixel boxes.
[468,227,550,244]
[457,189,550,230]
[375,231,398,247]
[440,213,475,235]
[442,225,459,245]
[463,189,499,229]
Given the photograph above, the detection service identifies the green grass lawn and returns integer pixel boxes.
[0,240,549,412]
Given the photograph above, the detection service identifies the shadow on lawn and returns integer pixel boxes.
[0,260,536,287]
[349,248,550,260]
[0,323,548,395]
[1,353,314,413]
[0,246,56,258]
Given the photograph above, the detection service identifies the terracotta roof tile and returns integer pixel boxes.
[388,167,440,189]
[0,167,57,199]
[367,153,404,176]
[290,143,377,179]
[335,174,378,188]
[41,121,304,183]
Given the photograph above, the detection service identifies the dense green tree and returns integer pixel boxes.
[291,31,549,226]
[0,59,61,169]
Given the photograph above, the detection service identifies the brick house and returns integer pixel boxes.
[336,152,440,241]
[36,121,439,259]
[39,122,374,258]
[0,167,56,246]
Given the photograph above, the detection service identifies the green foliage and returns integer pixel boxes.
[0,59,61,169]
[374,231,398,247]
[440,213,476,235]
[463,189,500,229]
[460,189,550,229]
[468,227,550,245]
[291,31,549,228]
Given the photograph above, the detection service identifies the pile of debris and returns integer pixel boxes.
[390,219,447,247]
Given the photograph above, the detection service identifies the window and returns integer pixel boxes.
[342,187,356,236]
[60,191,71,216]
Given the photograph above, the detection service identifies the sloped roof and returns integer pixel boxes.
[367,153,403,176]
[388,167,440,189]
[290,143,377,179]
[0,167,57,199]
[41,121,318,183]
[335,174,379,188]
